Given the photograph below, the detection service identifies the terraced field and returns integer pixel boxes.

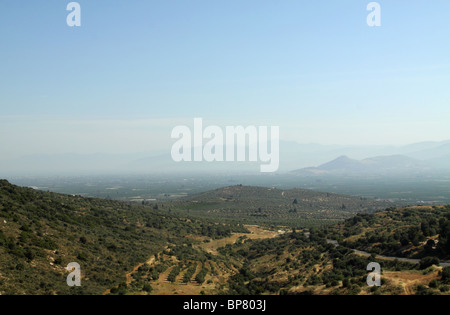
[124,225,282,295]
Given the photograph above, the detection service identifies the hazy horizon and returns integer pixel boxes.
[1,138,450,177]
[1,1,450,173]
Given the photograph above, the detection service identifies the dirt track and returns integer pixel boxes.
[383,270,440,295]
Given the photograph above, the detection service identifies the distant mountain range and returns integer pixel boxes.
[291,154,434,176]
[1,140,449,175]
[288,141,450,176]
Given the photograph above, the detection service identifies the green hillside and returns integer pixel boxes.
[0,180,247,295]
[215,206,450,295]
[324,205,450,261]
[169,185,393,226]
[2,179,449,295]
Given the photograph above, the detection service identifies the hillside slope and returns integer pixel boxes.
[216,205,450,295]
[0,180,247,295]
[325,205,450,261]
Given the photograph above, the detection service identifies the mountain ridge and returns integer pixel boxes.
[291,154,431,175]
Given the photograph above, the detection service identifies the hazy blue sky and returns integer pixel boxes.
[1,0,449,158]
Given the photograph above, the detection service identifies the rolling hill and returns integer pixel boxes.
[169,185,393,226]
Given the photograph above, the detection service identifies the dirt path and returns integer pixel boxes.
[124,256,156,285]
[199,225,283,255]
[383,270,440,295]
[327,239,450,267]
